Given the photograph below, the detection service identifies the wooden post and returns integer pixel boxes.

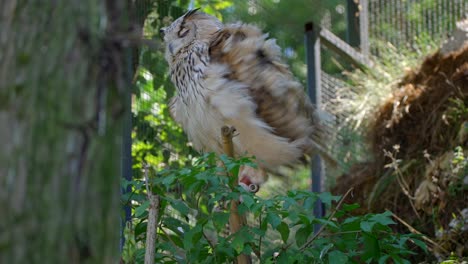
[304,22,325,234]
[221,126,251,264]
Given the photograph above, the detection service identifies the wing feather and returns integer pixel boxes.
[209,24,318,150]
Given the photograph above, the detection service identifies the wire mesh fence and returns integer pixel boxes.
[368,0,467,51]
[317,0,467,168]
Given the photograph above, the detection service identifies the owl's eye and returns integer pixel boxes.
[178,27,189,38]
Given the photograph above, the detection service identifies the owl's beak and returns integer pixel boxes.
[159,27,166,37]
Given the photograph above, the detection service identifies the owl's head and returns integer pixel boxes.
[161,9,223,61]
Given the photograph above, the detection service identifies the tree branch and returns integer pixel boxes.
[144,164,161,264]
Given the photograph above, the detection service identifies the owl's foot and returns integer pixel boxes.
[238,166,267,193]
[239,175,260,193]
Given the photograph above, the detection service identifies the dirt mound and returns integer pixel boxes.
[333,45,468,260]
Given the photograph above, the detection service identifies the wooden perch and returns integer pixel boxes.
[221,125,251,264]
[144,164,161,264]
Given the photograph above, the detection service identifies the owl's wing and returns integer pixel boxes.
[209,24,320,153]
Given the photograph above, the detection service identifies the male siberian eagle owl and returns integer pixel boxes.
[161,9,323,191]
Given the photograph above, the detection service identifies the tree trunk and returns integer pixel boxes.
[0,1,133,263]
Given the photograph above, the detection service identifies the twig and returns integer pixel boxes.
[384,149,421,219]
[221,125,251,264]
[394,169,421,220]
[391,212,449,255]
[300,187,354,251]
[144,164,161,264]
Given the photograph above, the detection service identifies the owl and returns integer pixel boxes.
[161,9,323,192]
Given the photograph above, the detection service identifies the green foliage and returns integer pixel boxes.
[122,154,426,263]
[447,145,468,196]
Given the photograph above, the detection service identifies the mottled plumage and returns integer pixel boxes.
[161,9,322,188]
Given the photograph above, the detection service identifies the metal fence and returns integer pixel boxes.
[306,0,466,223]
[312,0,467,165]
[368,0,467,50]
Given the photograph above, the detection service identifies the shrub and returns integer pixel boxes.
[122,153,426,263]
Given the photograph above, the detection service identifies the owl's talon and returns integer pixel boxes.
[239,175,260,193]
[238,182,259,193]
[248,183,259,193]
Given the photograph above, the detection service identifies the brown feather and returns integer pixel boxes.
[209,24,318,150]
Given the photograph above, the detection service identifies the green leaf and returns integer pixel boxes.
[171,199,189,215]
[237,202,249,215]
[378,255,390,264]
[411,238,428,253]
[168,234,183,248]
[295,224,312,247]
[276,222,290,243]
[231,233,245,253]
[134,221,147,241]
[297,213,312,225]
[370,211,396,226]
[241,194,255,209]
[250,226,266,237]
[342,216,360,225]
[135,200,150,218]
[162,174,177,187]
[267,212,282,229]
[318,192,339,207]
[342,203,360,211]
[276,251,290,264]
[183,225,202,250]
[362,232,380,261]
[212,212,230,232]
[303,196,316,210]
[360,221,376,233]
[327,250,349,264]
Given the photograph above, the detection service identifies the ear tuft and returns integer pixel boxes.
[184,8,201,18]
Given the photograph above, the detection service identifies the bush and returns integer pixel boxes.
[122,153,426,263]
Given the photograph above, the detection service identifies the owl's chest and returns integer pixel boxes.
[171,49,208,94]
[174,79,225,153]
[169,51,230,152]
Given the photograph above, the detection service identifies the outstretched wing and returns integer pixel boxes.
[209,24,319,149]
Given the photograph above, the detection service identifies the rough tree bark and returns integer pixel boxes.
[0,1,135,263]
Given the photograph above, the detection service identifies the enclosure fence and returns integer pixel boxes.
[313,0,468,165]
[306,0,467,222]
[368,0,467,51]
